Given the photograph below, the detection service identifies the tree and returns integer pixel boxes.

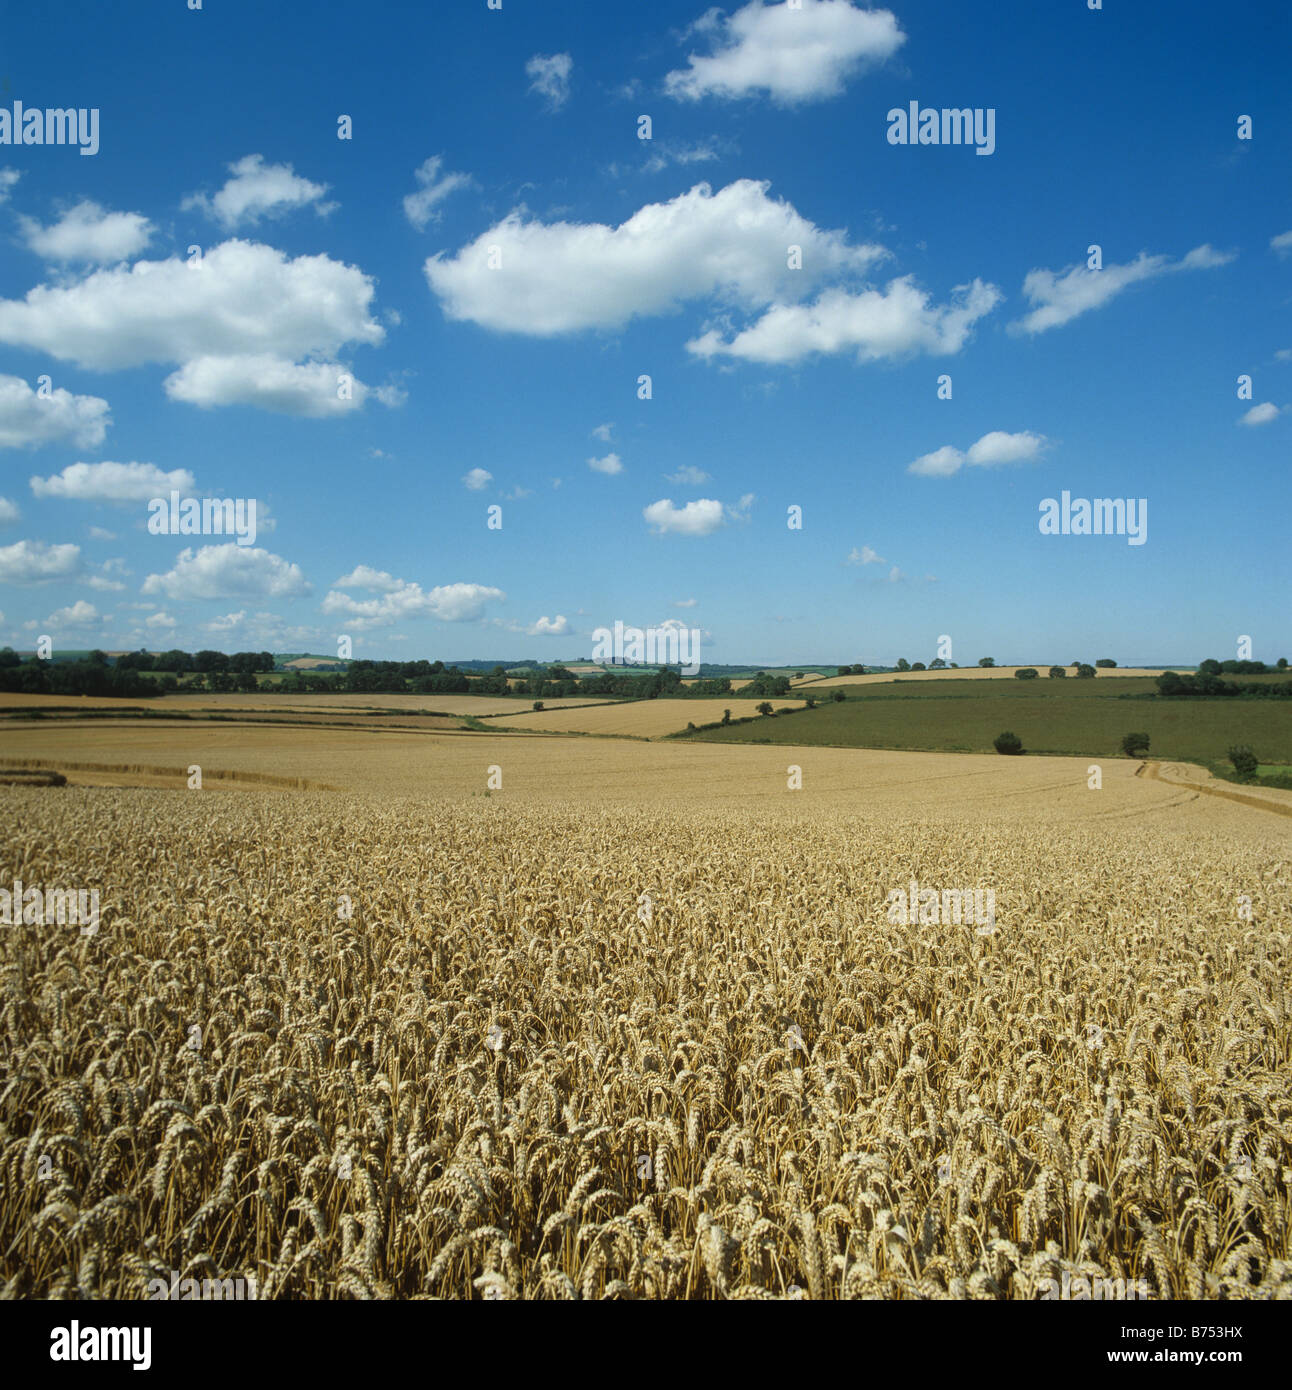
[1096,658,1116,668]
[87,649,109,666]
[756,701,774,716]
[832,689,846,703]
[805,696,816,709]
[1279,658,1288,671]
[978,657,995,668]
[794,672,804,680]
[1199,659,1222,676]
[1121,732,1150,757]
[1227,745,1258,782]
[1015,668,1039,680]
[929,658,946,669]
[0,647,19,668]
[1076,663,1096,679]
[837,666,851,676]
[1048,665,1067,679]
[532,700,544,711]
[721,708,732,726]
[912,661,927,671]
[993,731,1024,755]
[896,658,911,672]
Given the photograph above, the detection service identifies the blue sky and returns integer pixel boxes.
[0,0,1287,667]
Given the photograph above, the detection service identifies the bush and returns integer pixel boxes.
[1227,745,1258,782]
[1096,659,1117,668]
[832,690,846,703]
[1075,664,1096,679]
[978,657,995,668]
[1121,732,1150,757]
[912,661,927,671]
[532,700,544,711]
[721,708,731,726]
[1015,668,1038,680]
[1048,666,1066,679]
[756,701,774,716]
[993,731,1024,755]
[805,697,815,709]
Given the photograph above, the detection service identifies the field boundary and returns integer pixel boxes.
[1139,760,1292,819]
[0,757,339,793]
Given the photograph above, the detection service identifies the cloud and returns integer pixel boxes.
[19,200,153,263]
[588,453,623,475]
[334,565,404,592]
[87,525,116,540]
[528,614,570,636]
[1010,244,1234,335]
[0,241,384,395]
[321,575,506,628]
[1239,402,1281,426]
[908,431,1048,477]
[526,53,573,110]
[591,422,614,441]
[463,467,493,490]
[664,465,711,485]
[0,497,19,524]
[688,276,1001,364]
[0,168,18,204]
[965,430,1048,466]
[665,0,905,105]
[0,540,81,585]
[45,599,100,627]
[0,374,111,450]
[31,461,195,502]
[907,445,966,478]
[205,611,246,633]
[163,354,392,416]
[403,155,474,230]
[886,566,904,583]
[183,154,334,230]
[643,497,725,536]
[1269,230,1292,257]
[142,545,310,600]
[144,610,177,629]
[846,545,884,565]
[1275,349,1292,363]
[726,492,755,521]
[641,140,722,174]
[672,597,698,608]
[425,179,884,336]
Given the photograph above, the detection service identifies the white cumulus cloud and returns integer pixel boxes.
[142,545,310,600]
[46,599,100,627]
[163,354,392,417]
[31,461,195,502]
[20,200,153,263]
[425,179,884,336]
[643,497,725,536]
[908,431,1048,477]
[0,539,81,584]
[463,467,493,490]
[528,614,570,636]
[665,0,905,105]
[588,453,623,475]
[183,154,334,230]
[322,575,506,628]
[1239,402,1281,426]
[0,374,111,450]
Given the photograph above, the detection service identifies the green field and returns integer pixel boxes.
[676,676,1292,766]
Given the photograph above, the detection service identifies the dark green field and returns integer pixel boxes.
[677,676,1292,767]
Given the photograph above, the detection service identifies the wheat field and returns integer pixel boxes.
[1,732,1289,1299]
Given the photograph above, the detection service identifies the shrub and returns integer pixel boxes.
[1096,659,1117,668]
[756,701,774,716]
[1015,668,1039,680]
[832,690,846,703]
[1227,745,1258,782]
[721,709,731,726]
[1121,732,1150,757]
[978,657,995,668]
[912,661,927,671]
[532,701,544,711]
[993,731,1024,755]
[1075,664,1096,679]
[1048,666,1066,679]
